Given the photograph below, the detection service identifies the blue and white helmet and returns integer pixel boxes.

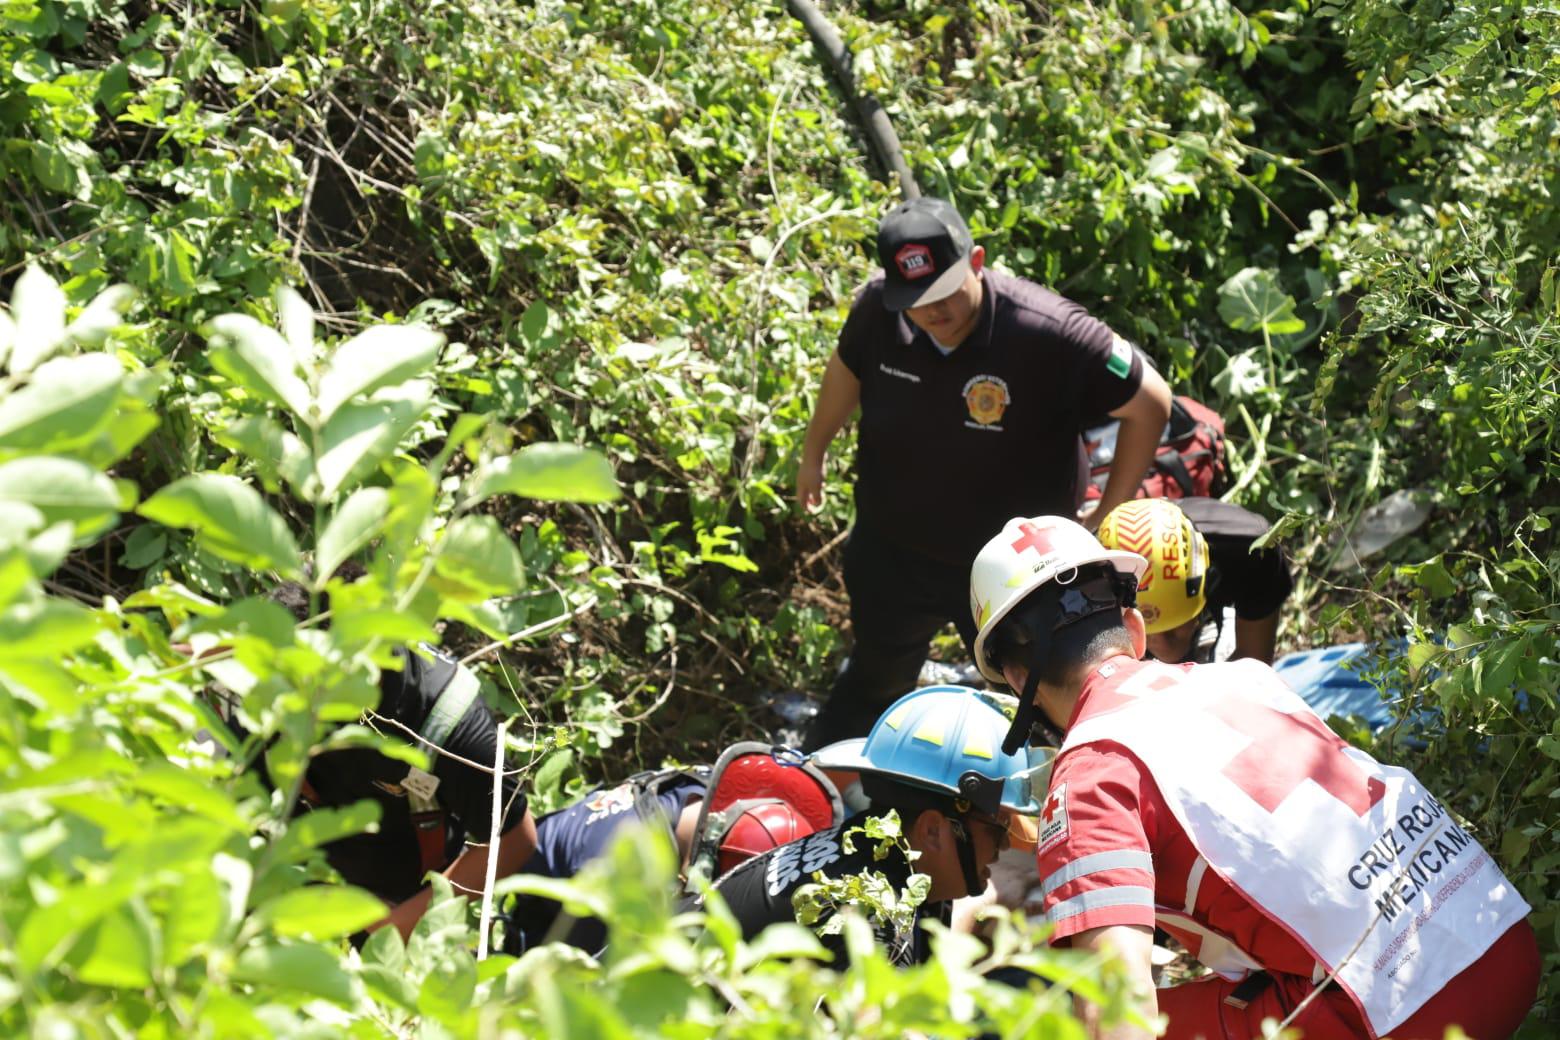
[810,685,1050,818]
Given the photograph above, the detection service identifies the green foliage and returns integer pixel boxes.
[1,0,1555,1030]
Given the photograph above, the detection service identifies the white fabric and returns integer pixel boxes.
[1063,659,1529,1037]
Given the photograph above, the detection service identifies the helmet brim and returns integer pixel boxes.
[806,738,873,776]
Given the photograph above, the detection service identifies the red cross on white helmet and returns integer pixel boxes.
[969,515,1148,684]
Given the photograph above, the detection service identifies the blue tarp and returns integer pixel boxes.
[1273,642,1408,731]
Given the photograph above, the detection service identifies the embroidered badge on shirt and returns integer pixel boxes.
[1107,333,1134,378]
[401,767,441,803]
[1037,783,1069,853]
[585,782,636,824]
[963,374,1011,429]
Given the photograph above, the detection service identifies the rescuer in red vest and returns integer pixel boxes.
[967,515,1539,1040]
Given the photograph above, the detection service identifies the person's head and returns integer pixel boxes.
[970,516,1148,749]
[877,197,986,347]
[1096,499,1210,663]
[810,686,1047,901]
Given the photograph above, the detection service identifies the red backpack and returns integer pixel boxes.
[1083,396,1227,502]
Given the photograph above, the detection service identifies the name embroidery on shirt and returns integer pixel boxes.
[766,827,844,896]
[879,363,921,383]
[963,374,1011,430]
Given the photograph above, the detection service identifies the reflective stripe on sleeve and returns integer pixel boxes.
[1039,850,1154,901]
[1044,885,1156,925]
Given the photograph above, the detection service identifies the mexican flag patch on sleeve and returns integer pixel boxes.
[1106,333,1134,379]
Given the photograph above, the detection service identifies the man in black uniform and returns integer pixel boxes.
[706,686,1044,966]
[1096,497,1293,664]
[257,582,537,940]
[295,645,537,939]
[797,197,1172,749]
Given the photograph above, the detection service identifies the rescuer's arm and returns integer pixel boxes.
[1088,368,1172,529]
[797,349,861,512]
[1072,923,1159,1040]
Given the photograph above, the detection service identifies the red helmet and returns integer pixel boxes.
[716,800,815,875]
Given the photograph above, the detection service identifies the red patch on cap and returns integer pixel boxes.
[895,243,935,281]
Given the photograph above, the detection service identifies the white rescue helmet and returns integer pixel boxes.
[970,515,1148,684]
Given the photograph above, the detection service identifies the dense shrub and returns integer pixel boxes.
[1,0,1553,1032]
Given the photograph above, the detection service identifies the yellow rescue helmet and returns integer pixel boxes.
[1096,499,1209,633]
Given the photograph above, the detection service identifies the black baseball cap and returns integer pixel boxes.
[876,197,976,311]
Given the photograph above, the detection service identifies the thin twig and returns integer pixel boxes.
[458,595,600,667]
[476,716,509,959]
[617,644,678,724]
[799,527,850,572]
[739,201,863,482]
[1276,816,1463,1033]
[292,154,321,269]
[364,709,527,778]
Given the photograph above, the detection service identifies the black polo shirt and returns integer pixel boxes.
[706,811,945,967]
[1178,498,1293,621]
[299,649,530,904]
[837,269,1144,565]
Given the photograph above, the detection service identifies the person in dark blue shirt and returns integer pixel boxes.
[501,748,838,954]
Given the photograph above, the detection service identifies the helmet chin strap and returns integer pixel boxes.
[1000,584,1063,756]
[950,817,984,899]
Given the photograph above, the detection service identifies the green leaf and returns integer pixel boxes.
[214,415,314,496]
[1401,555,1457,599]
[1499,827,1532,867]
[1217,268,1306,335]
[361,924,406,972]
[418,953,478,1025]
[68,906,154,988]
[527,748,575,811]
[0,456,125,536]
[434,515,525,598]
[329,608,438,649]
[257,886,388,940]
[63,284,135,346]
[6,265,67,374]
[0,599,101,658]
[162,868,225,963]
[119,525,167,569]
[315,324,443,424]
[232,942,357,1003]
[268,802,381,866]
[130,763,248,830]
[138,474,302,575]
[211,49,246,85]
[471,443,620,504]
[274,285,315,366]
[314,382,431,500]
[315,487,390,583]
[519,300,561,351]
[29,139,91,202]
[1406,641,1441,678]
[205,313,313,422]
[127,48,164,77]
[17,876,140,974]
[0,353,123,452]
